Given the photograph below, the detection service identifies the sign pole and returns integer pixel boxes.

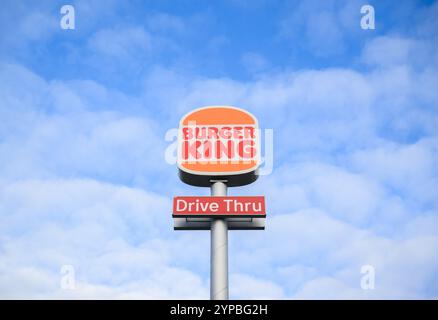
[210,180,229,300]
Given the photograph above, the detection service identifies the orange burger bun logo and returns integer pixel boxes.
[177,106,261,186]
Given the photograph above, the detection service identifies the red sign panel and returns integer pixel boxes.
[173,196,266,217]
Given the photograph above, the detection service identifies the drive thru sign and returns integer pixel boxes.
[173,196,266,217]
[173,106,266,300]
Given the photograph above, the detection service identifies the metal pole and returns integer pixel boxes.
[210,181,228,300]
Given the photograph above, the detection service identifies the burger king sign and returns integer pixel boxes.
[177,106,260,186]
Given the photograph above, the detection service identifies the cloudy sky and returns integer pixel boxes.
[0,0,437,299]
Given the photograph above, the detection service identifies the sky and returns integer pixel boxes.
[0,0,437,299]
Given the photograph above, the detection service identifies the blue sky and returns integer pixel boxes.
[0,0,437,298]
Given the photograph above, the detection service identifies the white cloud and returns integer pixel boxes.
[350,138,438,209]
[231,210,438,299]
[230,274,285,299]
[243,163,385,226]
[362,36,415,67]
[278,0,365,57]
[88,27,151,60]
[0,63,169,186]
[0,178,209,299]
[293,277,362,299]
